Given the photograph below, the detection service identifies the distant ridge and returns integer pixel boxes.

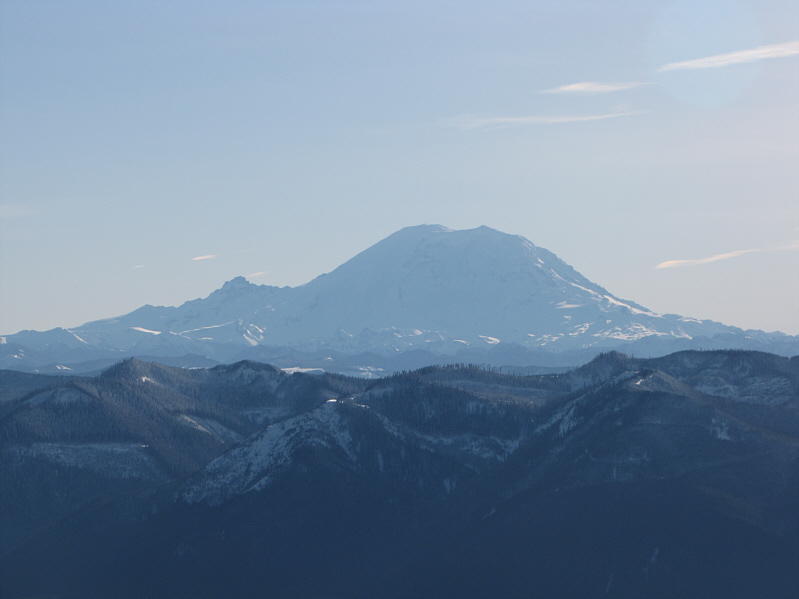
[2,225,797,373]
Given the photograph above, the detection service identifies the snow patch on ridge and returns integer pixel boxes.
[179,322,235,335]
[710,418,732,441]
[131,327,161,335]
[593,323,669,341]
[536,402,580,437]
[602,295,661,317]
[182,401,355,505]
[67,329,89,343]
[282,366,326,375]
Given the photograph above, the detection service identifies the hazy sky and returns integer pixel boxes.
[1,0,798,336]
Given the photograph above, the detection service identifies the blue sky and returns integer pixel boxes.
[1,0,798,335]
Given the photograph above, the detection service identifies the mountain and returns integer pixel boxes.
[3,225,798,373]
[0,360,368,552]
[2,350,798,598]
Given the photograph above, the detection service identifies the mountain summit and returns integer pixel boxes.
[280,224,670,349]
[2,225,796,371]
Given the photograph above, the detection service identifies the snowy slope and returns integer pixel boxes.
[3,225,796,368]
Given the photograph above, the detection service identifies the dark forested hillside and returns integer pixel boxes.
[0,358,369,552]
[1,350,798,598]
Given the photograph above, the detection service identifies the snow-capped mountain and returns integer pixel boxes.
[3,225,797,372]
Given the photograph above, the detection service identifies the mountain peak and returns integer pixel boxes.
[4,225,797,371]
[394,223,454,234]
[389,224,509,240]
[221,276,253,290]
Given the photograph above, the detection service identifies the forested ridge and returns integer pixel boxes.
[2,350,798,598]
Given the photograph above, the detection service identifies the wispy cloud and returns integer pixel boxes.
[656,249,761,269]
[133,264,146,269]
[192,254,217,261]
[247,271,267,278]
[541,81,646,94]
[656,241,799,269]
[445,111,642,131]
[658,40,799,72]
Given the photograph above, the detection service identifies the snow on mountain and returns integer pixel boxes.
[182,399,356,505]
[3,225,796,369]
[181,373,528,506]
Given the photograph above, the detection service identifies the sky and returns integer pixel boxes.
[1,0,798,336]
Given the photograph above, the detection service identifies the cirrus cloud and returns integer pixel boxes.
[656,241,799,269]
[658,40,799,72]
[444,111,643,131]
[656,249,761,269]
[540,81,646,94]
